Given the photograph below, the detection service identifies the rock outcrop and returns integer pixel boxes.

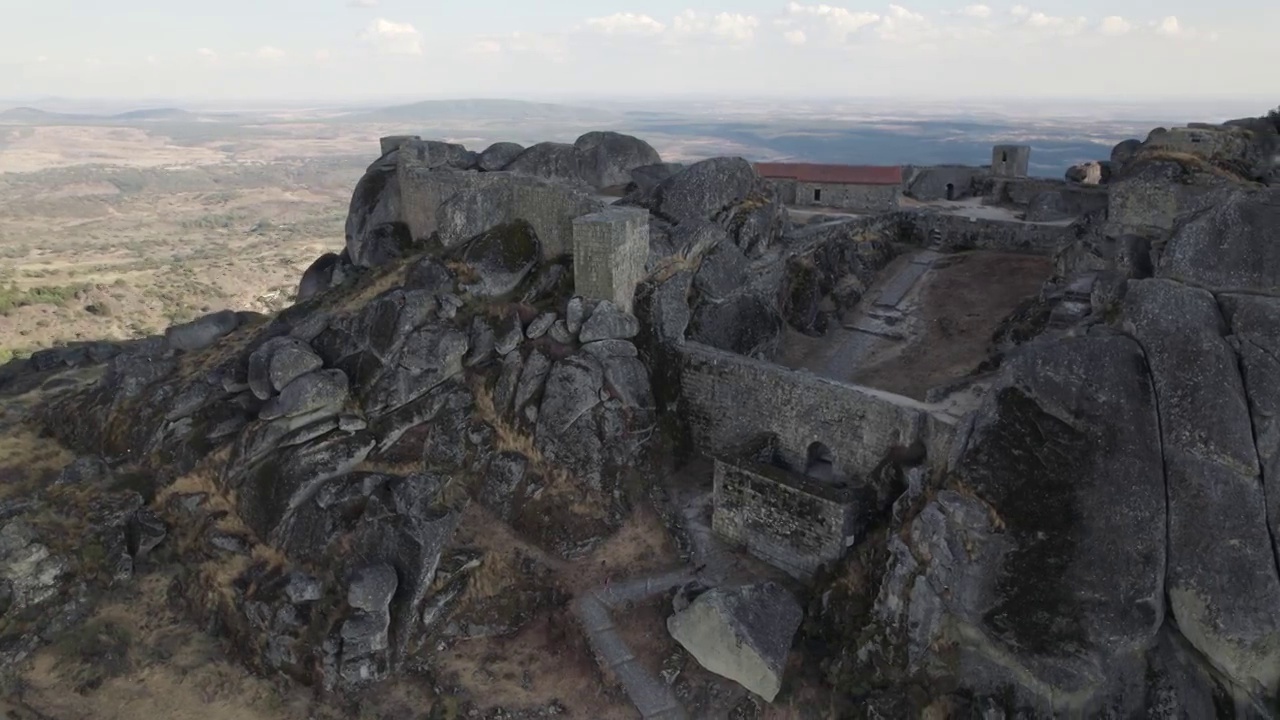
[667,582,802,701]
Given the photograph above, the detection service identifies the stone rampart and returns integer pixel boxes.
[397,165,601,259]
[892,210,1078,255]
[678,341,930,478]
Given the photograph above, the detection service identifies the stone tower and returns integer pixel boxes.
[572,207,650,313]
[992,144,1032,178]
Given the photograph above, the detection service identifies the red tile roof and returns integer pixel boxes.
[754,162,903,186]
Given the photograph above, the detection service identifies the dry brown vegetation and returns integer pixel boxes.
[0,122,376,361]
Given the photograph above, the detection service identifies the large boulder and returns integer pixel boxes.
[689,293,782,359]
[1110,138,1143,176]
[298,253,339,302]
[477,141,525,172]
[875,333,1167,711]
[454,221,541,298]
[345,152,403,268]
[1158,188,1280,296]
[1065,161,1106,185]
[667,582,802,701]
[399,139,477,171]
[1125,279,1280,694]
[573,131,661,189]
[630,157,759,226]
[629,162,685,194]
[165,310,241,353]
[502,142,584,186]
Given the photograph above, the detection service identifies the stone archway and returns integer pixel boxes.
[805,441,835,482]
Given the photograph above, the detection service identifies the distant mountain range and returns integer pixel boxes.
[0,97,1183,177]
[0,106,201,124]
[336,98,621,124]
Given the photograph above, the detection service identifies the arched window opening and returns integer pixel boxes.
[805,441,835,482]
[945,182,955,201]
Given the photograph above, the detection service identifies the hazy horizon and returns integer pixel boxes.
[2,93,1273,125]
[3,1,1276,101]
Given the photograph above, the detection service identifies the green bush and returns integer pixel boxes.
[0,283,87,315]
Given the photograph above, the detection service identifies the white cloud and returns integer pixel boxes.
[1155,16,1182,36]
[197,48,217,60]
[1022,11,1087,35]
[348,0,377,6]
[782,2,881,42]
[470,32,568,60]
[671,11,760,43]
[256,46,286,59]
[361,18,423,55]
[1010,5,1030,17]
[876,4,929,41]
[783,29,808,45]
[314,49,332,62]
[1099,16,1131,36]
[36,55,48,63]
[584,12,665,36]
[84,58,102,67]
[146,55,157,64]
[960,4,991,18]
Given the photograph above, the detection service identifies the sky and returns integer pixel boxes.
[0,0,1275,103]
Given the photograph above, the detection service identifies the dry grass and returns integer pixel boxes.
[14,573,341,720]
[1134,149,1259,185]
[0,425,74,499]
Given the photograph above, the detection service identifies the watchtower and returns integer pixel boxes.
[992,144,1032,178]
[572,207,650,313]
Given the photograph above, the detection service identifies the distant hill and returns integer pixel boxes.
[112,108,196,121]
[0,106,207,125]
[344,98,621,124]
[0,106,69,123]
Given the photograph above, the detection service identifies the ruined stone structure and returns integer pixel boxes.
[902,164,988,201]
[397,162,600,259]
[678,341,939,480]
[755,162,902,213]
[571,206,650,313]
[711,444,866,579]
[992,144,1032,178]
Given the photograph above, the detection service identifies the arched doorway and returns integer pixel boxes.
[945,182,955,201]
[805,441,835,482]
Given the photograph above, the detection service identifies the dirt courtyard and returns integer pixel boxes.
[780,250,1053,401]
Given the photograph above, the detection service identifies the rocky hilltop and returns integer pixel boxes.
[0,116,1278,718]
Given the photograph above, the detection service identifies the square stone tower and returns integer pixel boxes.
[379,135,420,156]
[992,144,1032,178]
[572,207,650,313]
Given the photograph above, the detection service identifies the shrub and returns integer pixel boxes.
[0,283,87,315]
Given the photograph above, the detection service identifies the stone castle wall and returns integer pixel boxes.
[711,457,860,578]
[678,341,931,479]
[397,165,601,259]
[902,165,989,201]
[893,210,1079,254]
[791,181,900,213]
